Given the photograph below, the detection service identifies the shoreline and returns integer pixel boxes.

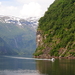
[33,56,75,59]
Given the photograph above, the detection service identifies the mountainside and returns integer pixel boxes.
[0,16,38,55]
[0,16,38,31]
[34,0,75,58]
[0,37,18,55]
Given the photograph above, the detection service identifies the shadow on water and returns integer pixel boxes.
[36,58,75,75]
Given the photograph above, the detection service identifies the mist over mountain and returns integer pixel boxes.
[0,15,38,55]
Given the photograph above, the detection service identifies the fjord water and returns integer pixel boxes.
[0,56,75,75]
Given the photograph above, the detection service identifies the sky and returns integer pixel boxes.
[0,0,55,18]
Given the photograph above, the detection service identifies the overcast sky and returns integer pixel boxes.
[0,0,55,18]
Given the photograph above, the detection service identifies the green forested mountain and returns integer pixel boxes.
[34,0,75,57]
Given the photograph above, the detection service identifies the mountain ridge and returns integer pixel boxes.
[0,15,38,31]
[0,15,38,55]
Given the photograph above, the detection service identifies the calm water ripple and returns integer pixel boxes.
[0,55,75,75]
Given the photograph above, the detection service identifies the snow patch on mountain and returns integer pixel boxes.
[0,15,38,30]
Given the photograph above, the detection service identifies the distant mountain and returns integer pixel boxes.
[0,15,38,55]
[0,16,38,31]
[0,37,18,55]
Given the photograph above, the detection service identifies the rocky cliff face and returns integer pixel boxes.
[36,31,43,47]
[34,31,51,58]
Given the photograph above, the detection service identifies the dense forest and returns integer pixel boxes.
[34,0,75,57]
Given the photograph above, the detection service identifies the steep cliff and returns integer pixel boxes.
[34,0,75,58]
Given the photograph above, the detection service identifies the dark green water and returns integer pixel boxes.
[36,59,75,75]
[0,55,75,75]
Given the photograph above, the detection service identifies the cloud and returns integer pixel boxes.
[16,0,55,18]
[0,1,42,18]
[0,1,19,17]
[0,2,1,5]
[0,4,19,17]
[16,0,36,4]
[0,0,55,18]
[20,2,42,18]
[16,0,55,4]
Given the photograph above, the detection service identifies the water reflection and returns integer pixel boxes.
[0,56,47,75]
[36,59,75,75]
[1,56,75,75]
[0,56,36,70]
[0,70,40,75]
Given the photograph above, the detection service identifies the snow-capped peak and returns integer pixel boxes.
[0,15,38,30]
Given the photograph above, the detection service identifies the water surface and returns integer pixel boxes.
[0,55,75,75]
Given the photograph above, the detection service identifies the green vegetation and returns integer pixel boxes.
[33,46,44,56]
[33,50,43,56]
[35,0,75,57]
